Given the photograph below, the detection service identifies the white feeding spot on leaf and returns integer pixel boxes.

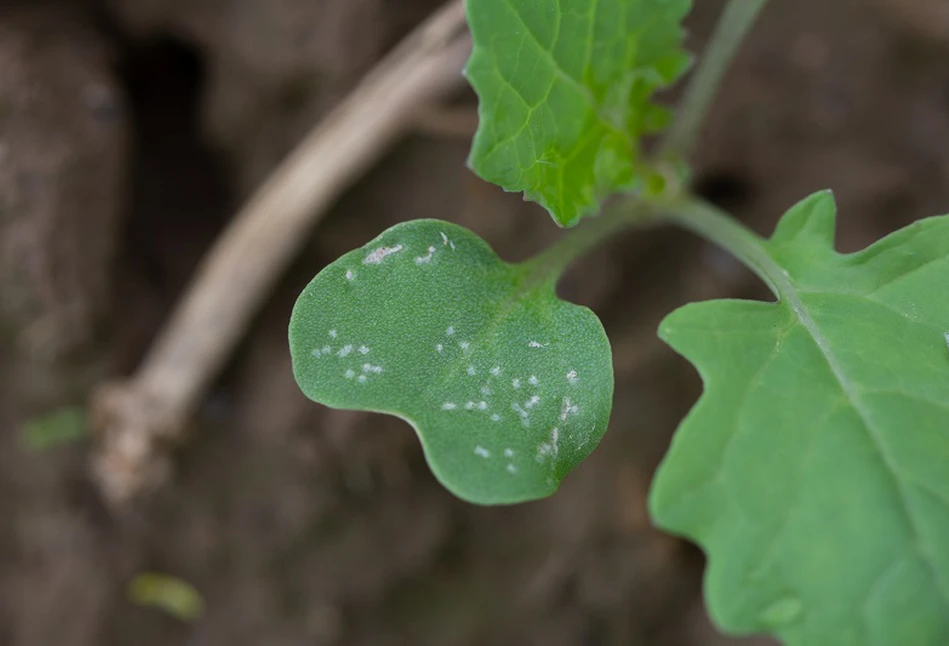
[357,375,368,384]
[338,344,353,357]
[506,464,517,474]
[465,401,476,410]
[329,329,337,339]
[345,369,355,379]
[511,403,530,426]
[358,345,370,355]
[490,414,501,422]
[415,246,437,265]
[480,385,492,395]
[322,345,331,354]
[945,332,949,351]
[440,231,456,250]
[363,244,404,264]
[345,269,354,281]
[467,365,477,376]
[512,378,521,389]
[442,402,457,410]
[311,348,321,358]
[504,448,514,458]
[490,366,501,376]
[566,370,578,384]
[560,397,579,422]
[478,401,488,410]
[525,395,541,409]
[362,363,383,374]
[459,341,470,351]
[436,343,444,354]
[528,375,539,386]
[474,446,491,458]
[536,428,560,462]
[446,326,454,336]
[528,340,548,348]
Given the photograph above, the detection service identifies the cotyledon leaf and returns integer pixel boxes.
[650,191,949,645]
[289,220,613,504]
[465,0,692,227]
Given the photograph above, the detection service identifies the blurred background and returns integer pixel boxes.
[2,0,948,644]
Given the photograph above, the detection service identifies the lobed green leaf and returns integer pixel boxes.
[289,220,613,504]
[651,192,949,645]
[465,0,692,227]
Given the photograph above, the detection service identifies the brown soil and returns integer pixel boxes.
[2,0,948,644]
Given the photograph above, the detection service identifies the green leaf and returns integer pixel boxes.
[650,192,949,645]
[289,220,613,504]
[20,406,87,452]
[129,573,205,621]
[465,0,692,227]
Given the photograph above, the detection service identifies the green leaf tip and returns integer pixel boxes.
[290,219,614,504]
[20,406,88,452]
[767,189,837,251]
[129,573,205,621]
[464,0,693,227]
[652,193,949,645]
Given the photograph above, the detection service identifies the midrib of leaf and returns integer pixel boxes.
[768,277,949,608]
[503,0,633,143]
[671,198,949,607]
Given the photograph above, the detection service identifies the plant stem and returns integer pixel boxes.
[659,196,781,297]
[521,200,655,287]
[519,190,789,302]
[660,0,770,161]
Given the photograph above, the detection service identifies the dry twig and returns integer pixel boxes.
[91,0,471,505]
[411,104,479,138]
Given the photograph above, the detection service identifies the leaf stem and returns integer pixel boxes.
[660,0,770,161]
[520,192,787,301]
[659,196,781,298]
[521,201,654,287]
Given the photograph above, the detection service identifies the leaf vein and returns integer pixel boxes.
[773,257,949,609]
